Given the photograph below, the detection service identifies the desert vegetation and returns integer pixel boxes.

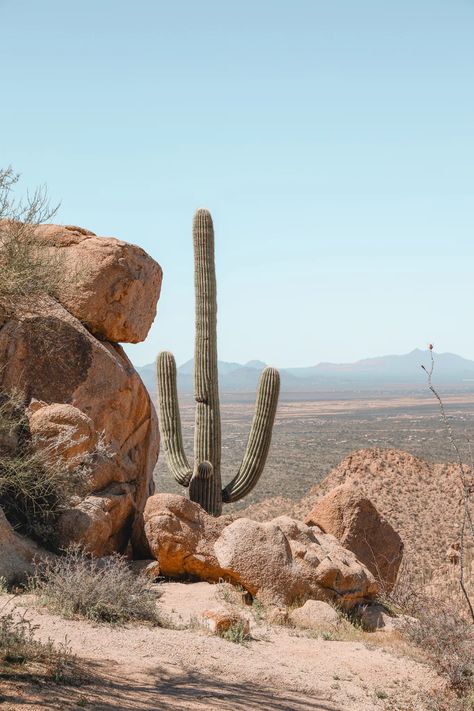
[0,596,79,689]
[0,176,473,711]
[0,167,70,315]
[0,388,89,545]
[30,547,162,625]
[157,208,280,515]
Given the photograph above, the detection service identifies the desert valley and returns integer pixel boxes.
[2,3,474,710]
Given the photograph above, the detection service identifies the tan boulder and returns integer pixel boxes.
[33,223,162,343]
[143,494,378,608]
[305,483,403,592]
[288,600,343,632]
[0,297,159,556]
[0,508,52,585]
[143,493,230,579]
[198,609,250,637]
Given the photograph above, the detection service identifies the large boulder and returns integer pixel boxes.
[0,296,159,556]
[143,494,378,607]
[304,483,403,592]
[0,508,52,585]
[32,223,162,343]
[142,493,231,579]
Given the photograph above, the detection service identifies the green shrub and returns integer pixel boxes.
[218,620,250,645]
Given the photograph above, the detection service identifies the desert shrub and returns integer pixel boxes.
[30,548,162,625]
[0,167,70,314]
[0,388,88,545]
[402,596,474,698]
[218,619,250,645]
[0,606,76,682]
[420,689,474,711]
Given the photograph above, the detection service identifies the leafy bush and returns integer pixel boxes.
[31,548,162,625]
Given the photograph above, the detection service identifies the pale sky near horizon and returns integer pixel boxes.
[1,0,473,367]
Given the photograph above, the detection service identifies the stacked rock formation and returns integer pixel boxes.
[143,493,379,608]
[0,223,162,561]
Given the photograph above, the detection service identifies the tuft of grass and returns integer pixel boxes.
[217,620,250,645]
[321,631,335,641]
[0,605,78,683]
[30,547,163,625]
[251,598,266,624]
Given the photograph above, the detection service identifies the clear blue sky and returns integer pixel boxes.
[1,0,473,367]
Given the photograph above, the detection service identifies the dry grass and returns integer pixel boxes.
[0,388,89,545]
[30,547,163,625]
[381,564,474,706]
[404,597,474,699]
[0,167,74,316]
[0,169,54,302]
[0,600,79,684]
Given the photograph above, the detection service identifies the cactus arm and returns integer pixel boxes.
[222,367,280,503]
[189,460,214,504]
[192,209,222,515]
[156,350,192,486]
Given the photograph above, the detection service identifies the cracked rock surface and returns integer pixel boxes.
[143,493,378,607]
[0,223,161,556]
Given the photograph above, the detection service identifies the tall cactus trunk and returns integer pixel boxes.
[192,209,222,515]
[156,208,280,516]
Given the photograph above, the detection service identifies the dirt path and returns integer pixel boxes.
[0,584,441,711]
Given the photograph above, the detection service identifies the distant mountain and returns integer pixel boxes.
[244,360,267,371]
[136,349,474,396]
[286,349,474,384]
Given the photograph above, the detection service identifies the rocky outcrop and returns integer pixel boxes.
[143,494,378,607]
[0,221,161,557]
[0,508,52,585]
[32,223,163,343]
[304,483,403,592]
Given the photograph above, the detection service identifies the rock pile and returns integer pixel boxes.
[0,223,162,559]
[143,493,379,607]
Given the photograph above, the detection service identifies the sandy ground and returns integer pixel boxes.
[0,582,442,711]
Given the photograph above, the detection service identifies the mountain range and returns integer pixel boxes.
[136,349,474,396]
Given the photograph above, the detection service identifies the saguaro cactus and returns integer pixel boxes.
[156,208,280,516]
